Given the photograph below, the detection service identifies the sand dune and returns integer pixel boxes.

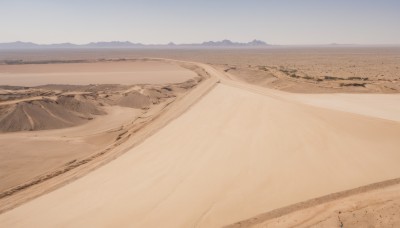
[1,61,399,227]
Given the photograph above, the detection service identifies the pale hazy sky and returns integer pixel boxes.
[1,0,399,45]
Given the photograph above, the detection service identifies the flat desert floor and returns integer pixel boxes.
[3,47,399,92]
[0,60,195,86]
[0,49,399,227]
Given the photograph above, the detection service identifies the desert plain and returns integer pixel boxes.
[0,47,399,227]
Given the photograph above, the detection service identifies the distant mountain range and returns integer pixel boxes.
[0,40,269,49]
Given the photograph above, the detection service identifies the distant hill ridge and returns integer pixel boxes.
[0,40,269,49]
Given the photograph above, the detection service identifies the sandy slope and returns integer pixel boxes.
[0,106,142,192]
[1,62,400,227]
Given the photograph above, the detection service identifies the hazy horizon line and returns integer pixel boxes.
[1,40,400,47]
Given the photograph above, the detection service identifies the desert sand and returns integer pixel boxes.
[0,59,399,227]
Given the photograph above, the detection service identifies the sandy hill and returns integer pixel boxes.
[0,96,105,132]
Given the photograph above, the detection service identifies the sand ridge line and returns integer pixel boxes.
[0,93,89,106]
[225,177,400,227]
[0,96,45,106]
[0,59,219,214]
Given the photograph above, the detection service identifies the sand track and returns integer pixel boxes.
[0,60,399,227]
